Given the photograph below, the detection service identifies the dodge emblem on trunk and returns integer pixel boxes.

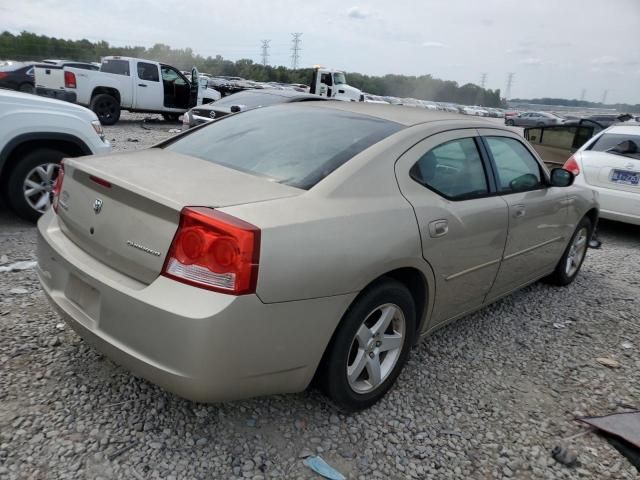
[93,198,103,214]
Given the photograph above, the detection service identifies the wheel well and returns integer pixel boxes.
[0,139,84,188]
[584,208,599,229]
[379,268,428,333]
[91,87,121,104]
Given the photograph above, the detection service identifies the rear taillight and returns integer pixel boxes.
[563,155,580,176]
[161,207,260,295]
[64,71,76,89]
[52,160,65,213]
[0,72,8,80]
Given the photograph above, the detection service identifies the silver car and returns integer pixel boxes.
[37,103,598,411]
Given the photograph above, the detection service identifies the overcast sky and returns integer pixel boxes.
[2,0,639,103]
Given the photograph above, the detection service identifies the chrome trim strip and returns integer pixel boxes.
[445,258,501,281]
[503,236,563,261]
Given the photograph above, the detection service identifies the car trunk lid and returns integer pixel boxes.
[56,148,302,284]
[580,150,640,193]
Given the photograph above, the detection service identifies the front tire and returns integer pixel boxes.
[544,217,592,286]
[162,113,181,123]
[18,82,34,94]
[319,279,416,411]
[90,94,121,125]
[6,148,65,222]
[506,119,515,126]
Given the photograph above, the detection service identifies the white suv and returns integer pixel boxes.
[0,89,111,221]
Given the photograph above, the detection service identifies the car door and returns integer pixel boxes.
[134,61,163,110]
[479,130,571,301]
[395,130,509,325]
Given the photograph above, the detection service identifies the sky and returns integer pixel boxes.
[2,0,640,103]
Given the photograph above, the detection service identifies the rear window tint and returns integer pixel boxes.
[589,133,640,152]
[165,105,403,189]
[101,59,130,76]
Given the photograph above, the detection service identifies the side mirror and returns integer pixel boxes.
[549,168,574,187]
[230,105,242,113]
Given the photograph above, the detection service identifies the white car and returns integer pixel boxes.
[565,124,640,225]
[0,89,111,220]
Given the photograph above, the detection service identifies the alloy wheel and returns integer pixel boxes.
[22,163,59,213]
[565,227,588,277]
[346,303,406,394]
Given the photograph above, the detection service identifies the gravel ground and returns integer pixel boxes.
[1,113,639,479]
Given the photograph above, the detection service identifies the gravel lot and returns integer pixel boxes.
[1,112,639,479]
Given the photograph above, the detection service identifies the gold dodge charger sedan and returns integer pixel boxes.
[37,102,598,410]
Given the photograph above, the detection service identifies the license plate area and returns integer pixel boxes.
[65,274,101,322]
[610,169,639,185]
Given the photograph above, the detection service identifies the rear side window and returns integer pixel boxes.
[101,59,130,76]
[589,133,640,152]
[165,105,403,189]
[137,62,159,82]
[485,137,543,193]
[410,138,489,200]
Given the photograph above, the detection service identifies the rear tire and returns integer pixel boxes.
[162,113,180,123]
[6,148,65,222]
[319,279,416,411]
[18,82,34,94]
[506,119,515,126]
[90,94,120,125]
[544,217,592,286]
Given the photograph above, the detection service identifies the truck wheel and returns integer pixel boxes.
[6,148,65,222]
[90,94,120,125]
[162,113,180,123]
[18,82,34,94]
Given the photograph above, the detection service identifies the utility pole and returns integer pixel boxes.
[601,90,608,105]
[480,73,487,89]
[260,40,271,67]
[580,88,586,102]
[505,72,514,100]
[290,33,302,70]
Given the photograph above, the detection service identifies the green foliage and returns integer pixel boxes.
[1,30,503,106]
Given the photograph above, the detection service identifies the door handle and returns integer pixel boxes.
[513,205,526,218]
[428,220,448,238]
[138,83,147,87]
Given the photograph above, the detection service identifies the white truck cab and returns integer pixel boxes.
[35,57,221,125]
[309,66,363,102]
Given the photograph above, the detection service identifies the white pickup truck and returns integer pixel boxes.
[34,56,221,125]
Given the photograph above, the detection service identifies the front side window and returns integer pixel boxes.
[137,62,159,82]
[165,105,403,189]
[485,136,543,192]
[161,66,187,85]
[334,73,346,85]
[410,137,489,200]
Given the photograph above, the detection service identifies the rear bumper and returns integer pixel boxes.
[35,87,77,103]
[37,210,355,402]
[585,184,640,225]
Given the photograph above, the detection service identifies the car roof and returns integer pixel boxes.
[304,100,499,127]
[604,124,640,134]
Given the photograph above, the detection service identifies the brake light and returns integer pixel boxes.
[162,207,260,295]
[563,155,580,176]
[64,71,76,88]
[52,160,65,213]
[0,72,7,80]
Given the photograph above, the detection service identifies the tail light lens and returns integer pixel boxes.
[52,160,66,213]
[64,71,76,89]
[0,72,8,80]
[162,207,260,295]
[563,155,580,176]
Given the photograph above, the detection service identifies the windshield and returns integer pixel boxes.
[334,72,346,85]
[165,105,402,189]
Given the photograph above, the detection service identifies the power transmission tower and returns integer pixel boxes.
[260,40,271,66]
[601,90,608,104]
[505,72,515,100]
[480,73,487,89]
[290,33,302,70]
[580,88,586,102]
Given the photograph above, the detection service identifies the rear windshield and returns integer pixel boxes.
[165,105,403,189]
[211,91,291,108]
[589,133,640,152]
[101,59,130,76]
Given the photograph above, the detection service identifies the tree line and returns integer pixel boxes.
[1,31,503,107]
